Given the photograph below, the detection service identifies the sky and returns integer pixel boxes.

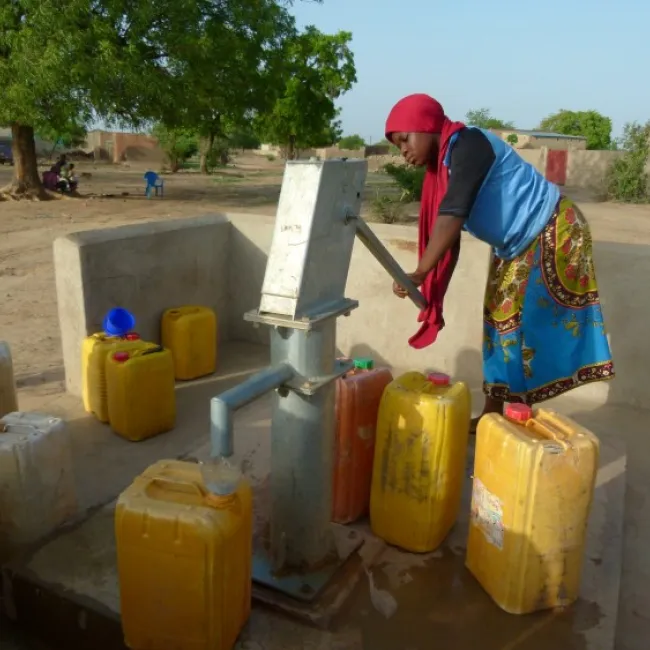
[290,0,650,143]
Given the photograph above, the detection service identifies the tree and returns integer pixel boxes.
[538,110,612,150]
[163,1,296,174]
[606,121,650,203]
[465,108,514,130]
[506,134,519,147]
[38,121,88,158]
[151,125,199,172]
[255,27,357,160]
[338,134,365,150]
[228,126,261,151]
[0,0,305,198]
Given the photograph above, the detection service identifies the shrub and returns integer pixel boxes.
[606,121,650,203]
[370,192,405,224]
[383,163,426,201]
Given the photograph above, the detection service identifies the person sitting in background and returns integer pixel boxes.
[55,163,78,193]
[62,163,78,192]
[51,154,67,175]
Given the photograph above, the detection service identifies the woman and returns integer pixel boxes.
[386,94,614,428]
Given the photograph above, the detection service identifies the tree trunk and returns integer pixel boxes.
[1,123,45,198]
[200,132,215,175]
[287,135,296,161]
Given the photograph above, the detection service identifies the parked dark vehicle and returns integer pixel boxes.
[0,143,13,165]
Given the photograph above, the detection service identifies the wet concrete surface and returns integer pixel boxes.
[0,344,634,649]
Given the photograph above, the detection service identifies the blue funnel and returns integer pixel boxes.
[103,308,136,337]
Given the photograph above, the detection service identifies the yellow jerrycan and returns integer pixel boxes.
[116,459,252,650]
[81,332,146,422]
[370,371,471,552]
[161,306,217,380]
[106,343,175,441]
[466,404,599,614]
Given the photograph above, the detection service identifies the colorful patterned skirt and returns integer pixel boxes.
[483,197,614,404]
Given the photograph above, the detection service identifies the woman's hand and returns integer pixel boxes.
[392,271,427,299]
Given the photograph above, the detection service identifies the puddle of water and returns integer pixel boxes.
[331,545,601,650]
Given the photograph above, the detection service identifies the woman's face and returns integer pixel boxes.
[390,132,438,166]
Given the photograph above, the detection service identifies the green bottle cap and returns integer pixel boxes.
[353,357,374,370]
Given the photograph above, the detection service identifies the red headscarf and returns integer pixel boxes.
[385,94,465,348]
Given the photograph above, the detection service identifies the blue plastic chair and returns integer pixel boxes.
[144,171,164,198]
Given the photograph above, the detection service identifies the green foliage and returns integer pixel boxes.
[37,121,88,156]
[338,134,365,150]
[606,121,650,203]
[506,134,519,146]
[165,1,296,144]
[204,137,231,170]
[373,138,399,155]
[151,125,198,172]
[538,110,612,150]
[370,193,406,224]
[465,108,514,130]
[0,0,306,188]
[383,163,426,202]
[228,127,261,151]
[255,27,357,157]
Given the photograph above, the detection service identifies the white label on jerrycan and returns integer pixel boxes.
[471,478,504,550]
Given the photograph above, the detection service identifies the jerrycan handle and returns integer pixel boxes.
[525,418,571,449]
[146,476,231,507]
[141,345,164,356]
[147,476,207,497]
[0,419,54,435]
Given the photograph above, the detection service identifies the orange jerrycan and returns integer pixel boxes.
[106,344,176,441]
[466,404,599,614]
[332,358,393,524]
[81,333,146,422]
[161,306,217,380]
[370,371,471,552]
[116,460,252,650]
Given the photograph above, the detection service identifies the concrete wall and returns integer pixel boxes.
[517,148,547,174]
[54,212,649,410]
[366,148,649,191]
[84,130,163,164]
[224,215,636,409]
[314,147,365,160]
[54,215,230,395]
[495,130,587,151]
[566,150,622,190]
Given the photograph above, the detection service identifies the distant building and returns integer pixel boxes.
[491,129,587,151]
[84,130,163,164]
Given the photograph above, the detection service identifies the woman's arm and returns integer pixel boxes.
[409,129,496,287]
[414,215,465,278]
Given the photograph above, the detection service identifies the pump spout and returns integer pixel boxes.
[210,363,295,457]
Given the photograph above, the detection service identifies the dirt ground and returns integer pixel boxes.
[2,153,650,383]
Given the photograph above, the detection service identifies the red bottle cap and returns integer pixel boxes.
[427,372,450,386]
[505,403,533,422]
[124,332,140,341]
[113,352,130,362]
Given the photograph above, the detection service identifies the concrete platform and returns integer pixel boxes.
[0,346,627,650]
